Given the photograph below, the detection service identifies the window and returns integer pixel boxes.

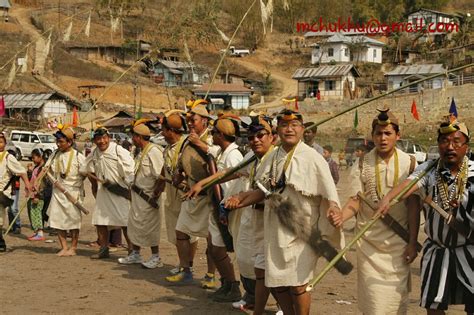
[425,16,432,24]
[325,80,335,91]
[373,49,377,58]
[30,135,40,143]
[328,48,334,57]
[11,133,20,141]
[412,17,417,24]
[344,48,349,57]
[20,134,29,142]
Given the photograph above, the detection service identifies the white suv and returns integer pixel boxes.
[10,130,57,160]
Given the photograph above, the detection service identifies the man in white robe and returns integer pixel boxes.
[329,109,420,315]
[82,127,134,259]
[117,122,164,269]
[226,109,343,315]
[0,132,30,252]
[47,126,86,257]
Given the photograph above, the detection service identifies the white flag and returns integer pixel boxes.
[6,61,16,89]
[183,40,192,63]
[111,15,120,33]
[214,23,229,43]
[85,11,91,37]
[260,0,268,34]
[21,49,28,73]
[63,20,73,42]
[44,32,52,59]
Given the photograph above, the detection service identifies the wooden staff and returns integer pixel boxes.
[357,192,423,252]
[158,175,188,192]
[46,171,89,215]
[306,160,437,292]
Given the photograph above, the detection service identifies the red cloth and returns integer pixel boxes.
[411,99,420,121]
[72,106,79,127]
[0,96,5,117]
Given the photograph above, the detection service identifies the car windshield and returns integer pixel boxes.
[38,135,56,143]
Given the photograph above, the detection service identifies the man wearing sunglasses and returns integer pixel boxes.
[377,118,473,314]
[224,109,342,315]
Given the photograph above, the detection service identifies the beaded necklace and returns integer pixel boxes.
[375,149,399,199]
[249,145,274,187]
[269,143,297,190]
[434,156,468,212]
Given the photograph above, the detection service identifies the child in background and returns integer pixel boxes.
[27,149,47,241]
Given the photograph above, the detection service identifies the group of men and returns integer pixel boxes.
[0,99,472,315]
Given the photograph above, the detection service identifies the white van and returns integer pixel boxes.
[10,130,57,160]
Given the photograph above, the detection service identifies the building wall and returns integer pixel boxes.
[353,46,382,63]
[42,100,68,118]
[388,76,446,92]
[312,43,350,64]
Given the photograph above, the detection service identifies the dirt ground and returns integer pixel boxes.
[0,165,465,315]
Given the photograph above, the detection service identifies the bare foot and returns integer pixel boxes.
[65,248,77,256]
[57,249,68,256]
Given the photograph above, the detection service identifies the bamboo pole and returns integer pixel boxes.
[305,160,437,292]
[200,64,472,191]
[204,0,258,99]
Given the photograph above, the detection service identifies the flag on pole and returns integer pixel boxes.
[0,96,6,117]
[72,106,79,127]
[411,99,420,121]
[136,104,142,119]
[353,109,358,129]
[449,97,458,118]
[85,11,91,37]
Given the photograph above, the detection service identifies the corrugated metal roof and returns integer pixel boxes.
[0,0,11,8]
[325,34,385,46]
[292,64,360,79]
[2,93,57,109]
[385,64,445,76]
[194,83,252,94]
[157,59,194,70]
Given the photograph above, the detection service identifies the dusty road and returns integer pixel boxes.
[0,165,465,314]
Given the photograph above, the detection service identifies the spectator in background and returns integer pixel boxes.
[84,138,93,157]
[323,145,339,185]
[121,138,132,152]
[7,176,21,234]
[354,145,368,161]
[338,149,345,169]
[303,122,323,155]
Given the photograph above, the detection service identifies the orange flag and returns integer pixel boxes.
[72,106,79,127]
[411,99,419,121]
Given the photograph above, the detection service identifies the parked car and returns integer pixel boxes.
[10,130,57,160]
[396,140,426,163]
[344,137,374,165]
[109,132,130,144]
[426,145,440,161]
[220,46,251,57]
